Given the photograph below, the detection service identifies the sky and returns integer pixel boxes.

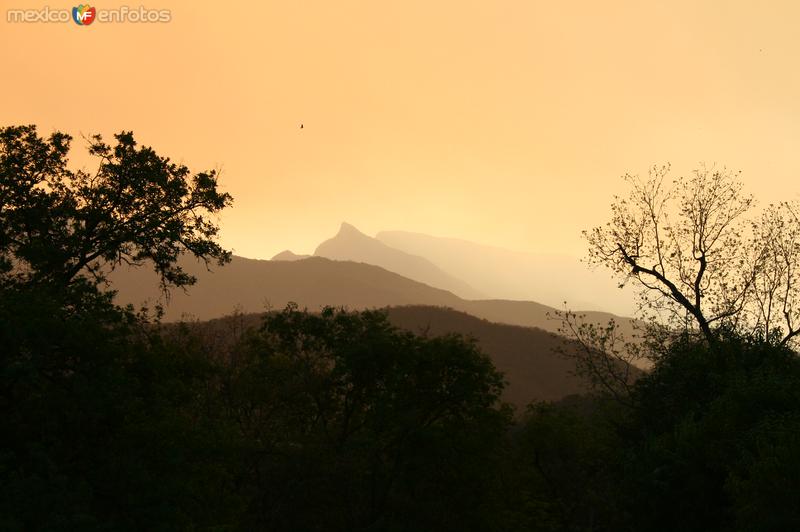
[2,0,799,260]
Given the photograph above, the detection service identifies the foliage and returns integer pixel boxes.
[0,125,232,290]
[507,332,800,532]
[0,288,512,530]
[585,164,800,346]
[0,282,242,530]
[224,304,512,531]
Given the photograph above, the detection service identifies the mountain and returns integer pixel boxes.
[314,223,483,300]
[110,255,463,321]
[376,230,636,316]
[271,250,311,261]
[108,255,635,339]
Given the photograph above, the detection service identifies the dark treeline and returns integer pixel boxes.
[2,126,800,530]
[4,281,800,531]
[1,283,511,530]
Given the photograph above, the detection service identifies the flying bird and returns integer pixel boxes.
[300,123,304,129]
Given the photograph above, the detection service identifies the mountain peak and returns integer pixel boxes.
[314,222,484,299]
[272,250,311,261]
[337,222,364,236]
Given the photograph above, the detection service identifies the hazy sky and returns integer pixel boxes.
[2,0,799,259]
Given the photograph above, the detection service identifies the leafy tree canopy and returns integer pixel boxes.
[0,124,232,291]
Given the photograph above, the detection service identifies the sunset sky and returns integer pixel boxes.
[2,0,799,260]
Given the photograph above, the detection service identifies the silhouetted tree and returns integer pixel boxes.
[0,124,232,290]
[585,164,800,347]
[529,165,800,531]
[0,124,238,529]
[226,304,512,531]
[621,331,800,531]
[504,330,800,532]
[585,164,754,342]
[749,201,800,345]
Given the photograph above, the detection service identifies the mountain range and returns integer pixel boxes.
[108,224,641,406]
[109,254,632,338]
[273,223,634,315]
[376,229,635,315]
[310,222,483,299]
[109,221,638,334]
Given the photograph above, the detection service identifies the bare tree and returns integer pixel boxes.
[585,163,800,347]
[585,164,756,343]
[749,202,800,345]
[553,309,639,406]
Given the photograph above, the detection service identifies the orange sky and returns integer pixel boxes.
[2,0,799,259]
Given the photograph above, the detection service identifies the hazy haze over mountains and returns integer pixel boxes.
[109,221,639,339]
[109,254,633,338]
[313,222,484,300]
[276,222,635,315]
[377,229,635,315]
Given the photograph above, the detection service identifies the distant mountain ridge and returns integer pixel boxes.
[268,223,634,315]
[108,254,635,339]
[313,222,483,300]
[271,250,310,261]
[376,229,636,315]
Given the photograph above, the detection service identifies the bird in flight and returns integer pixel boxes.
[300,124,304,129]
